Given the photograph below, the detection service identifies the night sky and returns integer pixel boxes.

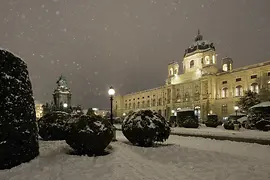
[0,0,270,109]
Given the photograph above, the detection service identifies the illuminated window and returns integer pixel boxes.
[221,87,228,98]
[190,60,194,68]
[170,68,173,75]
[223,64,228,71]
[250,83,259,93]
[235,85,243,97]
[212,55,216,64]
[205,56,210,64]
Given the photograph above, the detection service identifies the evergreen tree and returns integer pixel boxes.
[86,108,95,116]
[258,87,270,102]
[236,90,260,112]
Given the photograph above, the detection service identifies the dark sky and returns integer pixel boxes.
[0,0,270,109]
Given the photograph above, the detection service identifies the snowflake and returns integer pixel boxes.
[56,11,60,15]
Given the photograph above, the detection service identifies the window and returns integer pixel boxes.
[128,103,131,109]
[201,58,204,64]
[174,68,178,74]
[169,68,173,75]
[236,78,241,82]
[235,85,243,97]
[205,56,210,64]
[125,103,127,109]
[251,75,257,79]
[190,60,194,68]
[222,81,227,84]
[221,104,228,114]
[223,64,228,71]
[212,55,216,64]
[221,87,228,98]
[142,101,145,108]
[147,100,150,107]
[152,99,156,106]
[137,102,140,108]
[133,103,135,109]
[250,83,259,93]
[158,98,162,106]
[268,72,270,76]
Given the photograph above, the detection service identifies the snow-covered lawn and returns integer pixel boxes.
[1,132,270,180]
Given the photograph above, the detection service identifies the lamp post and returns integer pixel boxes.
[234,106,239,116]
[108,86,116,141]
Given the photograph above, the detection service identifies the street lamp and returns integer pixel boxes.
[108,86,116,141]
[234,106,239,116]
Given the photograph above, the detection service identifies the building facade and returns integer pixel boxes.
[35,101,43,120]
[53,75,72,109]
[113,31,270,120]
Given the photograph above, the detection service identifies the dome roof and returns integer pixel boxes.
[184,30,215,57]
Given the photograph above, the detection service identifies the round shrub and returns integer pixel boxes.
[0,49,39,169]
[223,120,241,130]
[247,106,270,131]
[205,114,219,128]
[66,115,113,154]
[176,110,199,128]
[122,110,170,147]
[38,111,70,140]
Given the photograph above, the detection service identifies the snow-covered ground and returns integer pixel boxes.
[1,132,270,180]
[115,124,270,141]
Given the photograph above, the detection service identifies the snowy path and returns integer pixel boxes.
[0,132,270,180]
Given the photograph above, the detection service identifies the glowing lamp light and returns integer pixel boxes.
[63,103,68,108]
[108,86,115,96]
[123,113,126,116]
[234,106,239,111]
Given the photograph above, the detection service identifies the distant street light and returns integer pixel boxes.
[234,106,239,116]
[108,86,116,141]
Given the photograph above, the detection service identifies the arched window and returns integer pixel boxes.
[128,103,131,109]
[223,64,228,71]
[133,103,135,109]
[190,60,194,68]
[170,68,173,75]
[221,87,228,98]
[137,102,140,109]
[147,100,150,107]
[235,85,243,97]
[174,68,178,75]
[212,55,216,64]
[250,83,259,93]
[205,56,210,64]
[152,99,156,106]
[158,98,162,106]
[142,101,145,108]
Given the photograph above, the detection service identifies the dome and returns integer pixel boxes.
[184,30,215,57]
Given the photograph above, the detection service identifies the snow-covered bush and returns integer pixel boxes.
[66,115,113,154]
[205,115,219,128]
[122,110,170,147]
[176,110,199,128]
[247,103,270,131]
[38,111,70,140]
[223,117,241,130]
[0,49,39,169]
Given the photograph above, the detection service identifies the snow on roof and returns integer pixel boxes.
[250,101,270,109]
[177,108,194,112]
[237,116,247,123]
[229,112,246,116]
